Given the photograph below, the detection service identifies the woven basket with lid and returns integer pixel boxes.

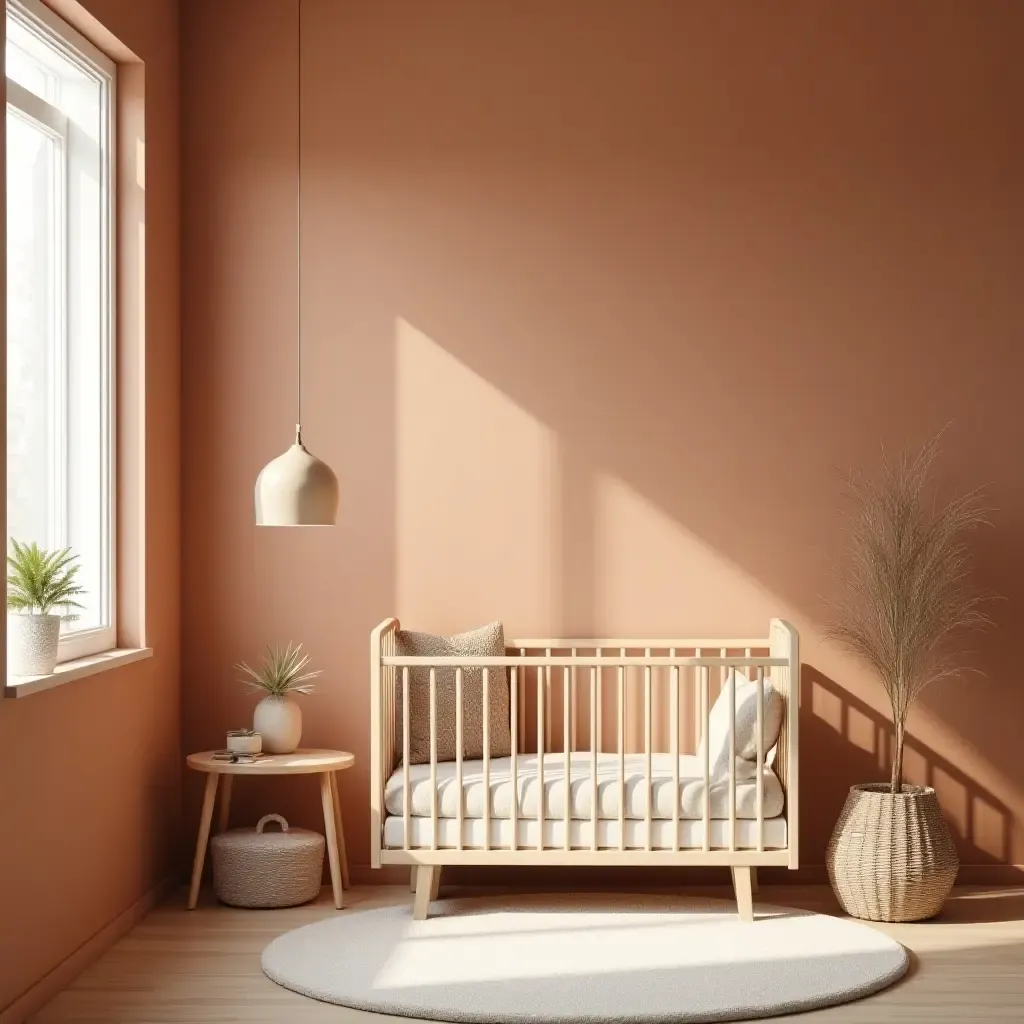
[211,813,325,908]
[826,784,959,922]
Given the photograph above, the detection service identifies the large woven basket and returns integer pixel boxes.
[826,784,958,922]
[211,813,325,908]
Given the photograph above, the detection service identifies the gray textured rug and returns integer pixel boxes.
[262,893,908,1022]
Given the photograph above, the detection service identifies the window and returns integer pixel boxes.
[6,0,115,663]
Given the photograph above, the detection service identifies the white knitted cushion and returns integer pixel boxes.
[698,670,784,780]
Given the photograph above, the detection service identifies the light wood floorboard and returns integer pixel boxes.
[31,884,1024,1022]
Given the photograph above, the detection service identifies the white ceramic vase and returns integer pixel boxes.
[8,613,61,676]
[253,696,302,754]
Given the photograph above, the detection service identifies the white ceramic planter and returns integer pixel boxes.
[253,696,302,754]
[8,613,61,676]
[226,732,263,755]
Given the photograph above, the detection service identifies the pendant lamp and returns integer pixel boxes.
[255,0,339,526]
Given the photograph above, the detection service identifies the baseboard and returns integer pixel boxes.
[951,864,1024,885]
[350,863,1024,887]
[0,877,171,1024]
[351,863,410,885]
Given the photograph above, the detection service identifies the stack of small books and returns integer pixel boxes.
[211,750,265,763]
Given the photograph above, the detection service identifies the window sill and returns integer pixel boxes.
[4,647,153,699]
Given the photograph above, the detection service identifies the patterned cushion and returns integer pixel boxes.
[395,622,511,765]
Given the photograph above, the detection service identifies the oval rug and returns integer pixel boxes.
[262,893,908,1022]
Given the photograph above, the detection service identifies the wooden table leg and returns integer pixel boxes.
[329,771,350,889]
[320,772,344,909]
[188,774,219,910]
[217,775,233,833]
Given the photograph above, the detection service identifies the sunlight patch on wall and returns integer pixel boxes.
[932,767,968,839]
[591,474,780,637]
[588,474,795,752]
[902,746,928,789]
[971,798,1008,862]
[395,318,557,633]
[846,706,875,755]
[811,681,843,735]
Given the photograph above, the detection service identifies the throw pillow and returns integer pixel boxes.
[697,669,784,780]
[394,621,511,765]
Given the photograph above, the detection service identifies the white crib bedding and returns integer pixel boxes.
[383,752,785,823]
[383,814,787,851]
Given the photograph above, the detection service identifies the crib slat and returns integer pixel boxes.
[518,649,526,753]
[537,665,545,851]
[563,666,571,852]
[671,654,680,853]
[403,668,411,851]
[545,650,552,753]
[644,656,652,852]
[389,634,395,779]
[571,653,577,752]
[756,663,765,853]
[384,638,392,789]
[390,633,396,775]
[591,665,598,851]
[456,667,464,851]
[727,650,736,853]
[702,664,711,852]
[618,650,626,851]
[392,633,397,772]
[595,648,603,755]
[510,666,518,852]
[430,668,438,851]
[695,647,703,752]
[483,667,491,853]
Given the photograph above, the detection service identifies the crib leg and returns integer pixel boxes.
[430,866,443,900]
[412,866,439,921]
[732,866,755,923]
[410,867,417,893]
[750,867,759,894]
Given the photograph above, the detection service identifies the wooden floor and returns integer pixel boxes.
[33,883,1024,1022]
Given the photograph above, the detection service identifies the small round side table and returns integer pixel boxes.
[185,748,354,910]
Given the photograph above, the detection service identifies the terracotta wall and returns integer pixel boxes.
[181,0,1024,882]
[0,0,180,1015]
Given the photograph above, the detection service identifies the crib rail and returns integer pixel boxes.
[370,619,799,869]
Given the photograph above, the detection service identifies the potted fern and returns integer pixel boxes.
[7,540,86,676]
[825,436,991,921]
[235,643,321,753]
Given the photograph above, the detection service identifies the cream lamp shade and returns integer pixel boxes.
[255,428,339,527]
[254,0,339,527]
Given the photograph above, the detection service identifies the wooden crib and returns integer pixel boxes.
[369,619,799,921]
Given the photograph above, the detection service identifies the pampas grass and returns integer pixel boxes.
[827,434,992,793]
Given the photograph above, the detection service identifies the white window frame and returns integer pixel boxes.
[6,0,116,663]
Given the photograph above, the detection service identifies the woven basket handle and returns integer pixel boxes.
[256,813,289,834]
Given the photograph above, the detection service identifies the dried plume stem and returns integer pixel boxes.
[826,434,991,794]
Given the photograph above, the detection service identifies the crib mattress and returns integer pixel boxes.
[384,752,785,823]
[383,815,788,851]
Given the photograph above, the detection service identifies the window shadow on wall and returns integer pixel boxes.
[800,665,1012,871]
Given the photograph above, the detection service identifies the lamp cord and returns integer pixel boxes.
[295,0,303,446]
